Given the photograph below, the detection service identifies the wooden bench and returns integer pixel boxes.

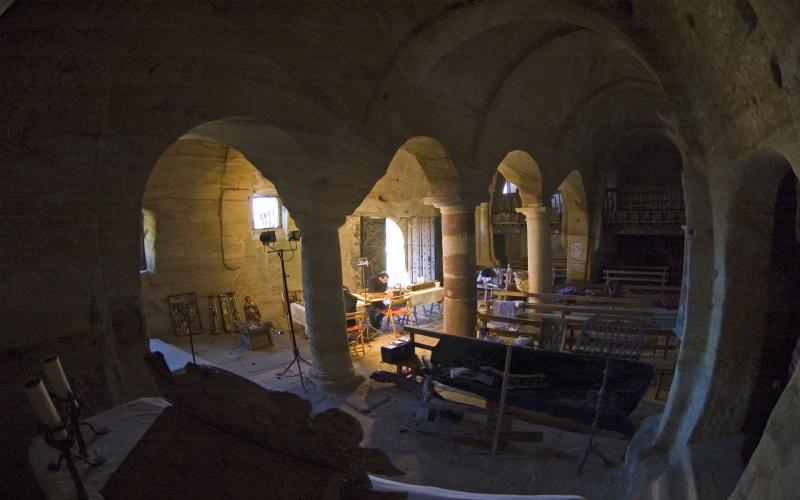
[475,312,679,401]
[552,258,567,284]
[621,284,681,298]
[490,289,658,307]
[603,268,668,287]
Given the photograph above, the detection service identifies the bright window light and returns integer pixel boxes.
[385,219,410,287]
[502,180,518,194]
[252,196,281,230]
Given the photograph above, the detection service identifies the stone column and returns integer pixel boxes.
[295,216,357,386]
[475,202,493,267]
[425,196,477,336]
[516,204,553,294]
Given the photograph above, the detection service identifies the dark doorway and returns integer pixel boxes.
[741,172,800,459]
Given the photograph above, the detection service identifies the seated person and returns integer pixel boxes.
[342,286,359,327]
[367,271,389,329]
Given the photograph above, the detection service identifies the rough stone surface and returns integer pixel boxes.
[2,1,800,498]
[729,365,800,500]
[141,139,303,338]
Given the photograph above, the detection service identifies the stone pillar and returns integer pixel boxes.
[425,197,477,337]
[295,216,357,386]
[475,202,492,267]
[516,204,553,294]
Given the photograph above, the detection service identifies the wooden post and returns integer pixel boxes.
[490,343,513,459]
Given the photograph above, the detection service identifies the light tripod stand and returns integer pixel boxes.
[261,230,311,390]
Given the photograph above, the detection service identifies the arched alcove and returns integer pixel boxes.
[140,138,302,340]
[597,132,686,288]
[488,151,545,272]
[339,137,457,291]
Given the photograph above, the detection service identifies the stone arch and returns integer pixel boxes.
[140,135,301,341]
[398,136,462,199]
[140,117,369,385]
[497,150,543,206]
[626,150,798,498]
[341,136,459,295]
[364,1,665,129]
[558,170,589,283]
[686,150,793,444]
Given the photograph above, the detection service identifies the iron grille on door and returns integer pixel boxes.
[407,217,437,283]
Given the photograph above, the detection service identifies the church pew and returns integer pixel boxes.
[475,312,678,401]
[489,289,658,308]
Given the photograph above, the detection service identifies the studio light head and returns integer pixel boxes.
[260,231,277,246]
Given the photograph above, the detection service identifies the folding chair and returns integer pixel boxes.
[346,310,366,357]
[386,294,412,337]
[569,316,644,472]
[573,316,644,361]
[538,318,567,352]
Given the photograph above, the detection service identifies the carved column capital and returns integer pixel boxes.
[292,213,345,233]
[423,196,473,214]
[515,204,548,219]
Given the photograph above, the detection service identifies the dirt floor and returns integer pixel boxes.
[164,310,666,500]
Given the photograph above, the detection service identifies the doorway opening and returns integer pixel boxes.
[385,218,409,288]
[741,171,800,461]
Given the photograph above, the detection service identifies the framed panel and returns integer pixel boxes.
[168,293,203,336]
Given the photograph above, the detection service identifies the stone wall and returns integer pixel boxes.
[729,365,800,500]
[141,139,302,338]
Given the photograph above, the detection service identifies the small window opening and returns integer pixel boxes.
[140,209,156,273]
[502,180,518,195]
[551,192,563,214]
[252,196,282,230]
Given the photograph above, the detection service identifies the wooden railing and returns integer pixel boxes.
[604,189,685,228]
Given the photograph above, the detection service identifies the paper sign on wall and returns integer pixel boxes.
[570,242,584,259]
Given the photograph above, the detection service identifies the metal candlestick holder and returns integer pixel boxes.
[40,422,89,500]
[51,390,108,465]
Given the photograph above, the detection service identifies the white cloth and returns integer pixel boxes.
[407,286,445,308]
[488,300,523,332]
[148,339,215,372]
[28,397,172,500]
[370,476,585,500]
[290,302,306,328]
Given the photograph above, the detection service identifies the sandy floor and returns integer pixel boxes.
[162,310,666,500]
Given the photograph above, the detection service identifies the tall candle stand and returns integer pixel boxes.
[25,375,91,500]
[40,421,89,500]
[41,356,109,463]
[51,385,108,465]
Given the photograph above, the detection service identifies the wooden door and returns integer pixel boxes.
[407,217,438,283]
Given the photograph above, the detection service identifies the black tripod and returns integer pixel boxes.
[265,241,311,390]
[566,354,617,473]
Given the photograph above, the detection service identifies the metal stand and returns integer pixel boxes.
[269,246,311,390]
[52,392,108,465]
[566,355,617,474]
[357,257,370,291]
[42,423,89,500]
[187,325,197,364]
